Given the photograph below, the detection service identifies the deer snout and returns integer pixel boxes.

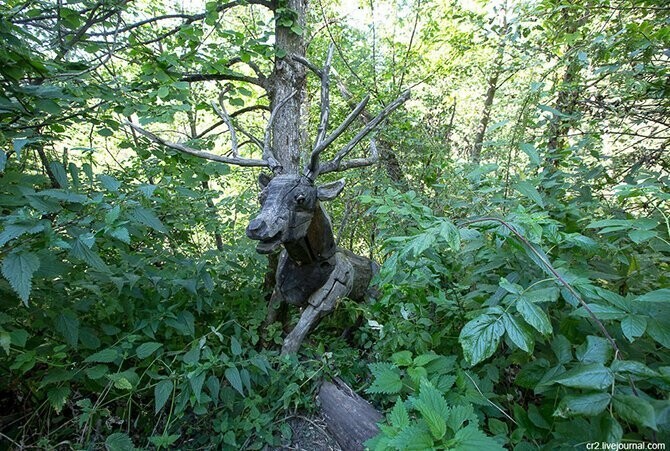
[246,217,267,239]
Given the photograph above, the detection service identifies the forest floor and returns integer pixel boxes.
[272,413,341,451]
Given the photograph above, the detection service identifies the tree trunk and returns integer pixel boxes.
[471,66,501,163]
[270,0,307,173]
[545,58,580,170]
[319,378,383,451]
[470,13,508,164]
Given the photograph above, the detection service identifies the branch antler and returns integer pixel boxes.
[297,45,410,179]
[125,90,296,172]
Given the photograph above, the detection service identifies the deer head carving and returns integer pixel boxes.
[125,45,409,353]
[246,174,344,254]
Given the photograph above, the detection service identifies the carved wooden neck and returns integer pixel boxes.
[283,202,336,265]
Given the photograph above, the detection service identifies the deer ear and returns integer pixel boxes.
[317,178,345,201]
[258,173,272,189]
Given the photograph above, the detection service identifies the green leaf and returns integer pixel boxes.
[629,229,656,243]
[230,336,242,356]
[182,346,200,364]
[612,394,657,431]
[646,318,670,348]
[514,180,545,208]
[524,286,560,303]
[98,128,114,137]
[154,379,173,414]
[84,348,119,363]
[366,362,402,394]
[47,386,70,413]
[406,232,436,257]
[149,434,180,448]
[13,138,30,158]
[572,303,627,320]
[554,393,611,417]
[636,288,670,303]
[86,365,109,380]
[136,342,162,359]
[70,238,110,273]
[413,353,440,367]
[290,24,304,35]
[516,298,552,335]
[206,375,220,402]
[113,377,133,390]
[55,311,79,348]
[459,313,505,366]
[502,313,533,352]
[0,222,45,247]
[189,370,206,402]
[98,174,121,191]
[621,315,647,342]
[49,162,69,189]
[447,404,476,433]
[519,143,540,166]
[131,207,167,233]
[157,86,169,98]
[1,251,40,305]
[0,331,10,355]
[610,360,659,378]
[388,424,434,450]
[575,336,612,365]
[438,220,461,250]
[40,368,75,388]
[389,399,410,429]
[453,425,505,451]
[225,366,244,396]
[105,432,134,451]
[414,380,449,439]
[109,227,130,244]
[499,277,522,294]
[10,329,29,348]
[554,363,614,390]
[391,350,413,366]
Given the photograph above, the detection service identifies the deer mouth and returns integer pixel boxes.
[256,232,282,254]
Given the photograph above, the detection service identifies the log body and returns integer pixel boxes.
[319,378,383,451]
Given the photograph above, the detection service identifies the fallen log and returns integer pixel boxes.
[318,378,383,451]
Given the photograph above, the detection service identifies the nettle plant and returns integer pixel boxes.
[359,172,670,448]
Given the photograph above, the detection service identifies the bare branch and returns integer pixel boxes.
[195,104,269,139]
[180,72,264,88]
[320,138,378,174]
[292,55,322,77]
[318,90,410,175]
[211,90,239,157]
[314,44,335,151]
[237,127,264,150]
[305,95,369,175]
[125,121,269,168]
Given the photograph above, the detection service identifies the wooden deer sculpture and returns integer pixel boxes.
[127,47,409,354]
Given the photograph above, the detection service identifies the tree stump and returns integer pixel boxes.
[318,378,383,451]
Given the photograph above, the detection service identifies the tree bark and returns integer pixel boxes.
[319,378,383,451]
[270,0,308,173]
[470,13,508,164]
[545,58,581,169]
[471,66,501,163]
